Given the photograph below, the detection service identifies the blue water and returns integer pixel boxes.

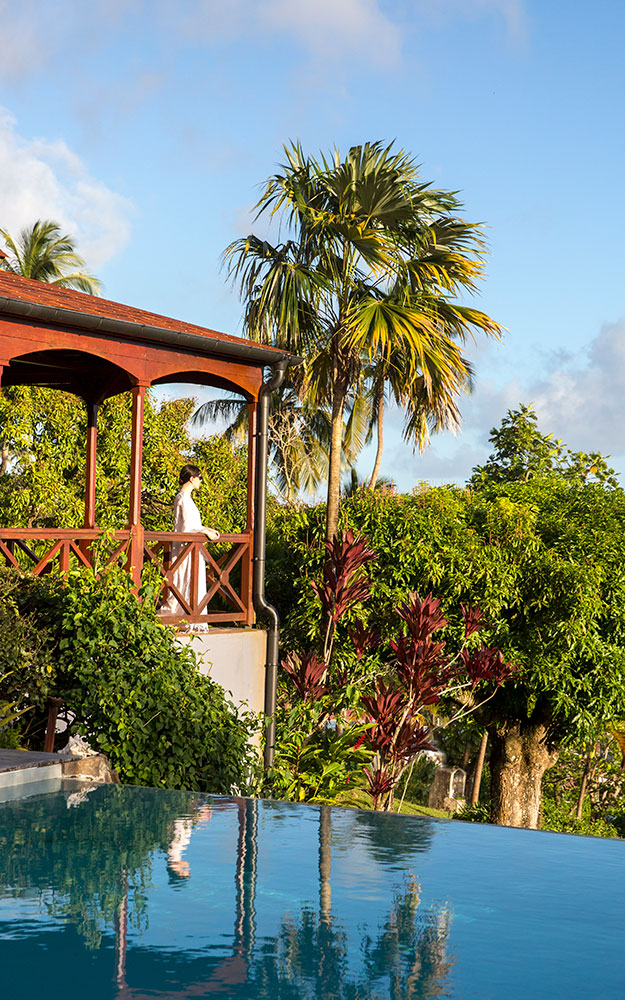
[0,781,623,999]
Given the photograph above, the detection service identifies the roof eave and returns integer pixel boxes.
[0,295,302,369]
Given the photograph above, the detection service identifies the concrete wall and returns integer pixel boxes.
[177,627,267,718]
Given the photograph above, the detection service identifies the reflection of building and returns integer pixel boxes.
[115,798,258,998]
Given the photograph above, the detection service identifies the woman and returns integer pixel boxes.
[158,464,220,622]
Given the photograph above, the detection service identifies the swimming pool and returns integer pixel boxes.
[1,780,623,998]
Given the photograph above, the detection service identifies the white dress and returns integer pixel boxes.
[159,491,209,618]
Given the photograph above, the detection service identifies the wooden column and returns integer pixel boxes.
[0,363,7,478]
[128,383,147,587]
[83,401,99,529]
[241,401,257,625]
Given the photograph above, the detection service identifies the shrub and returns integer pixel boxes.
[0,566,258,791]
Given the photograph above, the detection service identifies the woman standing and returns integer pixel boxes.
[158,464,220,622]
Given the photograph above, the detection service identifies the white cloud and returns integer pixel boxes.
[530,319,625,458]
[415,0,527,44]
[177,0,400,66]
[0,109,133,268]
[453,319,625,474]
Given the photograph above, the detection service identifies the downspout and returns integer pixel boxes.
[253,358,289,769]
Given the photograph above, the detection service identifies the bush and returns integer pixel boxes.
[0,566,258,791]
[540,799,620,839]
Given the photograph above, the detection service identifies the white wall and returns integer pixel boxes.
[177,628,267,719]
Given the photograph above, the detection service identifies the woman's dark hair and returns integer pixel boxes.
[179,464,202,487]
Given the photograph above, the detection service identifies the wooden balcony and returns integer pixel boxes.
[0,527,254,627]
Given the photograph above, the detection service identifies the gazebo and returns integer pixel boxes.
[0,269,297,762]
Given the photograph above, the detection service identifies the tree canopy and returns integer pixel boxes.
[470,404,620,487]
[0,219,101,294]
[225,140,501,539]
[0,387,248,533]
[267,476,625,825]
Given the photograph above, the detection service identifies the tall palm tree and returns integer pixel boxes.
[225,141,502,542]
[0,219,101,294]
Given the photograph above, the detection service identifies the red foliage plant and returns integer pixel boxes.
[347,621,380,661]
[281,651,328,702]
[461,602,493,639]
[363,765,395,809]
[311,529,375,626]
[276,528,517,813]
[360,590,516,810]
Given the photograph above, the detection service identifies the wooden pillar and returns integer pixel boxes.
[128,383,147,587]
[241,401,257,625]
[0,363,7,477]
[83,401,99,529]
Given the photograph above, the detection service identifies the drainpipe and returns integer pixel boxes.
[253,358,288,770]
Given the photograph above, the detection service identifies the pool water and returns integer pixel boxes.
[0,780,623,999]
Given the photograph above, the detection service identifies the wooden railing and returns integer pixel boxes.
[0,528,254,627]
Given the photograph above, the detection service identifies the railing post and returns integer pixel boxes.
[241,402,257,626]
[128,383,147,588]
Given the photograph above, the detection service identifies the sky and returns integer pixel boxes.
[1,0,624,491]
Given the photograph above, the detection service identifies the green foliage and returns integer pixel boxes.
[269,703,371,803]
[0,682,32,748]
[401,755,436,806]
[540,799,620,838]
[0,569,58,746]
[55,567,258,790]
[470,404,620,488]
[0,566,258,790]
[268,479,625,748]
[456,802,491,824]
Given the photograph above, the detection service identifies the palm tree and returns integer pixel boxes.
[193,382,368,501]
[225,141,502,542]
[0,219,101,294]
[364,341,474,488]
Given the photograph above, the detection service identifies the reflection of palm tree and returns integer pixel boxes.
[115,798,258,999]
[318,804,332,926]
[251,871,454,999]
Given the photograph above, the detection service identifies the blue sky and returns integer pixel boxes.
[1,0,624,490]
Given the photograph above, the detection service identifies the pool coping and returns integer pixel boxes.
[0,749,119,794]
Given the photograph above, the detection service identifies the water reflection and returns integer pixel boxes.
[0,784,454,999]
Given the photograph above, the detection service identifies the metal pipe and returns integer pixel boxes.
[253,358,289,769]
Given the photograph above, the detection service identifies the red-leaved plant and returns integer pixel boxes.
[276,530,517,811]
[311,529,376,661]
[363,591,516,809]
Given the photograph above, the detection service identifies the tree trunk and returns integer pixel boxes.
[489,721,557,829]
[368,380,385,489]
[325,379,348,544]
[575,747,594,821]
[470,731,488,807]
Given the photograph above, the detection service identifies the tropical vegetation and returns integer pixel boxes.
[0,564,258,790]
[0,219,101,293]
[224,140,502,541]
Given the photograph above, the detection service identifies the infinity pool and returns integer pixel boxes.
[0,780,623,998]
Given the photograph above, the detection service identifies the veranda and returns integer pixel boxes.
[0,270,296,759]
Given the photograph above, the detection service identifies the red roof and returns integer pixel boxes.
[0,269,282,355]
